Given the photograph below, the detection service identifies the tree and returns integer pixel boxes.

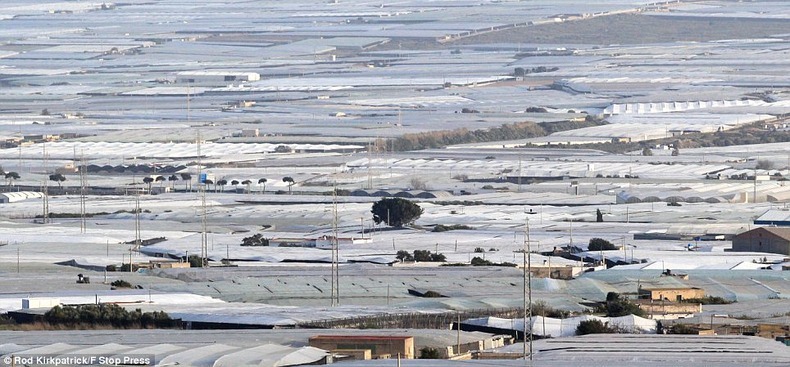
[155,175,165,187]
[282,176,295,194]
[231,179,239,187]
[142,176,154,193]
[588,238,616,251]
[371,198,423,228]
[396,250,413,262]
[596,208,603,222]
[180,173,192,191]
[756,159,774,170]
[641,147,653,156]
[604,292,646,317]
[258,178,267,193]
[241,179,252,193]
[4,171,20,186]
[168,174,178,189]
[216,179,227,192]
[204,179,214,192]
[49,173,66,188]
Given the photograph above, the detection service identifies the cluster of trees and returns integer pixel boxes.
[371,198,423,228]
[390,119,604,151]
[44,304,176,328]
[240,233,270,247]
[396,250,446,262]
[514,66,559,76]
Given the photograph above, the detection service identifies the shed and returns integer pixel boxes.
[731,227,790,255]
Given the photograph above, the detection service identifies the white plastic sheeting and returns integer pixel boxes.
[463,314,657,337]
[212,344,327,367]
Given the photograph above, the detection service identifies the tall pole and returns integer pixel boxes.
[42,142,49,224]
[134,193,141,251]
[79,152,87,233]
[526,217,533,361]
[331,185,339,306]
[197,131,208,268]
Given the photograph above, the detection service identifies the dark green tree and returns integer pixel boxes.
[282,176,294,194]
[179,173,192,191]
[596,209,603,222]
[5,171,20,186]
[49,173,66,188]
[142,176,154,193]
[258,178,267,193]
[216,179,227,192]
[371,198,423,228]
[168,174,178,189]
[588,238,616,251]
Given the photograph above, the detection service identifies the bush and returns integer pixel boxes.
[419,347,441,359]
[432,224,473,232]
[669,323,699,334]
[111,280,132,288]
[683,296,733,305]
[44,304,177,328]
[576,319,615,335]
[588,238,616,251]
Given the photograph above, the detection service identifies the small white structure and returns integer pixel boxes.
[0,191,44,204]
[22,298,60,309]
[315,236,373,249]
[176,71,261,85]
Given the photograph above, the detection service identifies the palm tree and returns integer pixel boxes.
[217,179,227,192]
[49,173,66,188]
[155,175,166,188]
[143,176,154,193]
[258,178,267,194]
[168,174,179,189]
[204,179,214,192]
[5,171,20,186]
[180,173,192,191]
[282,176,295,194]
[241,179,252,193]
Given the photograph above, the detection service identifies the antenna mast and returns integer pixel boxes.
[523,216,533,362]
[197,131,208,267]
[331,184,340,306]
[42,142,49,224]
[79,152,87,233]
